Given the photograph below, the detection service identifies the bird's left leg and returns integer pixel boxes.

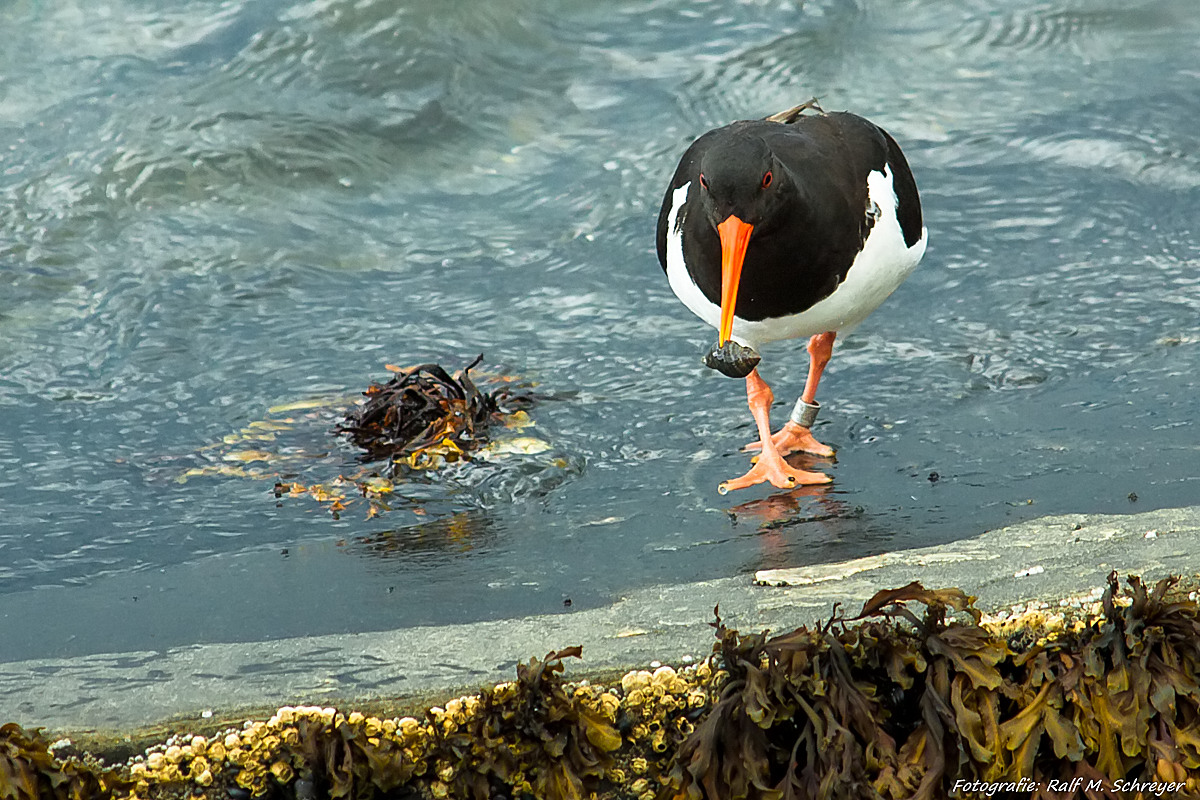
[745,331,837,457]
[720,368,831,494]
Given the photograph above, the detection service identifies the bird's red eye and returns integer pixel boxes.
[699,173,709,190]
[761,170,773,189]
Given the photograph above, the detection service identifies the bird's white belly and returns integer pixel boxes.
[665,168,927,349]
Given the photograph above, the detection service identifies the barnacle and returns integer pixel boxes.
[397,716,421,740]
[268,760,293,784]
[649,664,679,690]
[621,669,652,694]
[158,764,185,783]
[234,764,262,788]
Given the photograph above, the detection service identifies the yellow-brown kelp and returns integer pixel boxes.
[0,722,130,799]
[4,574,1200,799]
[667,574,1200,799]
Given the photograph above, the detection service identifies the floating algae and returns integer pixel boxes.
[170,357,551,520]
[336,355,533,474]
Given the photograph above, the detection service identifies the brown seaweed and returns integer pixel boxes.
[9,575,1200,799]
[430,646,623,800]
[664,573,1200,799]
[0,723,129,800]
[335,355,528,471]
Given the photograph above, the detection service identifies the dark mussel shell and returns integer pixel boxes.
[702,340,760,379]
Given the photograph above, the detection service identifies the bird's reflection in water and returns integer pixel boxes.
[726,453,859,568]
[729,483,842,529]
[347,509,496,561]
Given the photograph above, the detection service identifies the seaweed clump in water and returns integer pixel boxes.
[336,355,527,472]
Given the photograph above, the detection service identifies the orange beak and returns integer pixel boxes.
[716,215,754,345]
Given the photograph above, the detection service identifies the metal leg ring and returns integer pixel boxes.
[789,398,820,429]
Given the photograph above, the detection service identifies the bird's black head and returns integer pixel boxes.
[693,131,794,348]
[695,133,789,230]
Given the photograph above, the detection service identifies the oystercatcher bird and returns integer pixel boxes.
[656,101,926,493]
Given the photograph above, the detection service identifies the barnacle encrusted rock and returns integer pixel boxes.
[8,574,1200,800]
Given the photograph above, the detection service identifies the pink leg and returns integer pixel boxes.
[720,368,831,494]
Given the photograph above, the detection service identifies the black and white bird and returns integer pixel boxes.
[655,102,926,493]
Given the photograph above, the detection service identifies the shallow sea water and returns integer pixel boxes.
[1,0,1198,672]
